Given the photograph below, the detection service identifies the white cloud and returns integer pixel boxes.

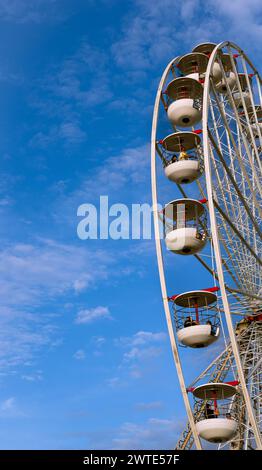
[78,143,149,197]
[49,42,112,107]
[75,306,112,325]
[111,0,192,70]
[0,0,68,24]
[30,24,160,151]
[73,278,89,293]
[0,234,154,374]
[112,417,181,449]
[116,330,167,365]
[0,311,56,371]
[31,41,112,147]
[92,336,106,346]
[129,367,142,379]
[73,349,86,360]
[91,336,106,356]
[85,416,182,449]
[0,397,15,411]
[0,239,112,307]
[0,397,25,418]
[111,0,262,74]
[51,142,151,234]
[59,122,86,144]
[106,377,123,388]
[135,401,163,410]
[117,330,167,348]
[107,331,167,385]
[130,331,166,346]
[29,119,87,148]
[123,346,163,361]
[0,239,116,372]
[116,330,167,367]
[21,371,43,382]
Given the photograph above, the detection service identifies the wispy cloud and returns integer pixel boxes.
[52,143,150,229]
[0,397,15,411]
[0,239,115,372]
[111,0,262,75]
[21,371,43,382]
[106,377,123,389]
[91,336,106,356]
[30,120,87,148]
[0,309,57,372]
[91,336,106,347]
[123,346,162,362]
[135,401,163,411]
[0,0,70,24]
[116,331,166,348]
[59,122,86,144]
[106,331,167,386]
[0,397,25,418]
[73,349,86,360]
[0,239,112,306]
[84,416,182,449]
[75,306,112,325]
[111,417,181,449]
[30,41,112,147]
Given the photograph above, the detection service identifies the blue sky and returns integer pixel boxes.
[0,0,261,450]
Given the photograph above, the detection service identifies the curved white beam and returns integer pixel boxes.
[151,58,202,450]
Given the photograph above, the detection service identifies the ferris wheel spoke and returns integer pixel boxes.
[207,130,262,238]
[214,200,261,266]
[210,84,262,206]
[196,178,246,289]
[208,144,252,278]
[220,100,254,250]
[209,101,261,206]
[212,170,260,291]
[217,54,262,178]
[207,126,253,259]
[175,176,245,291]
[229,46,262,156]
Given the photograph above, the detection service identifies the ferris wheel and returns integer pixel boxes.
[151,41,262,450]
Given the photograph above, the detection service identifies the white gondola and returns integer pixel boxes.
[172,290,220,348]
[193,383,238,443]
[215,54,237,94]
[165,77,203,128]
[160,131,202,184]
[176,53,208,82]
[192,43,222,83]
[196,418,238,443]
[232,74,252,109]
[164,199,207,255]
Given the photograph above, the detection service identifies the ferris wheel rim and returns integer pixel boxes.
[202,40,262,449]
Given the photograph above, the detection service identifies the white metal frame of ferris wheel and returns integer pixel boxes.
[151,41,262,450]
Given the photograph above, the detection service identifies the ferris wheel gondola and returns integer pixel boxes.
[159,131,203,184]
[191,383,238,443]
[169,289,220,348]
